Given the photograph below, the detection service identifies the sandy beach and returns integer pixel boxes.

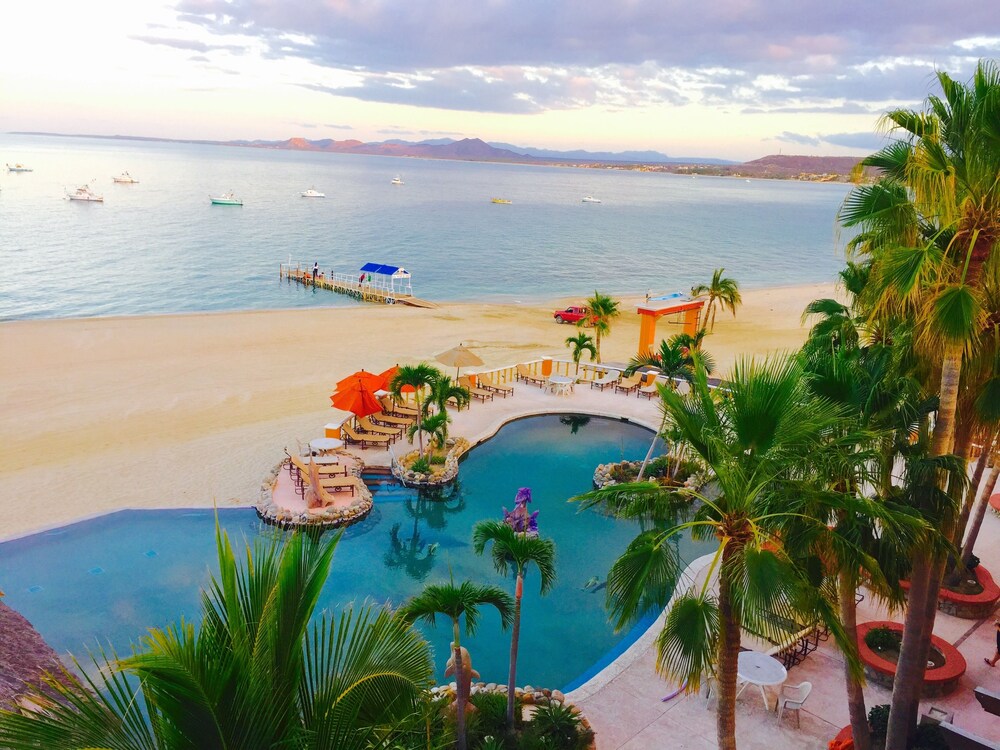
[0,282,835,540]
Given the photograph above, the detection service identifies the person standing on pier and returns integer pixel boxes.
[312,262,319,282]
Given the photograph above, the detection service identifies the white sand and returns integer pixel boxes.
[0,282,836,539]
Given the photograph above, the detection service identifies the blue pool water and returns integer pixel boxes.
[0,415,713,689]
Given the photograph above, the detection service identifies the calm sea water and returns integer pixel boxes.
[0,133,850,320]
[0,415,713,689]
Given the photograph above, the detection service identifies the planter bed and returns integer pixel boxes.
[857,621,965,698]
[900,564,1000,619]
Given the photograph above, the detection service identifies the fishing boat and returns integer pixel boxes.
[582,196,602,203]
[112,172,139,184]
[391,175,404,185]
[491,197,512,204]
[7,163,32,173]
[301,187,325,198]
[67,184,104,202]
[210,191,243,206]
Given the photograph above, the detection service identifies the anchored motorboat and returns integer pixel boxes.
[113,172,139,184]
[301,187,326,198]
[7,163,33,173]
[491,197,512,204]
[210,191,243,206]
[67,184,104,202]
[582,195,602,203]
[391,175,404,185]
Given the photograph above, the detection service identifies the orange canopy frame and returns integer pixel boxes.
[636,299,705,355]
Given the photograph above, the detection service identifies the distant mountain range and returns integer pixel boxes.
[12,131,862,179]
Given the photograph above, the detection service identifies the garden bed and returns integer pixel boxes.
[857,621,965,698]
[592,455,706,491]
[900,563,1000,619]
[393,438,471,488]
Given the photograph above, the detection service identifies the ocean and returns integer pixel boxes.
[0,133,851,321]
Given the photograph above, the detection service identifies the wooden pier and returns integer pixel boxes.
[280,263,437,308]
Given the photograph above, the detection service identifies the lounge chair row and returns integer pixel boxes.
[286,452,364,499]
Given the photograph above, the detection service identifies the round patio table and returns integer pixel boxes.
[736,651,787,710]
[548,375,575,396]
[310,437,345,455]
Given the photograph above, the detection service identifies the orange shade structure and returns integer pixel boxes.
[330,385,382,419]
[335,370,384,392]
[378,365,415,393]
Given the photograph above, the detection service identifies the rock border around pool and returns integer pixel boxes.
[393,438,471,488]
[256,459,374,530]
[900,564,1000,619]
[856,621,966,698]
[592,459,709,491]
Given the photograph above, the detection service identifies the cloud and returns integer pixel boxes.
[166,0,999,113]
[774,132,821,146]
[131,34,245,55]
[773,130,886,151]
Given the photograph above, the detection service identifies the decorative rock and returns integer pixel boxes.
[551,689,565,704]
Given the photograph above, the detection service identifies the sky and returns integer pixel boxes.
[2,1,998,161]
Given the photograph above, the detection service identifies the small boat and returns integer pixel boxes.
[210,191,243,206]
[112,172,139,184]
[301,187,325,198]
[391,175,404,185]
[491,197,512,204]
[67,184,103,202]
[582,196,602,203]
[7,163,33,173]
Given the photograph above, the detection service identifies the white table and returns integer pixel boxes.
[548,375,575,396]
[310,437,344,455]
[736,651,787,710]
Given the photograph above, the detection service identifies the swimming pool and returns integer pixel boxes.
[0,414,713,690]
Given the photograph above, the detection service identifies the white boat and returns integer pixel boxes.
[391,175,404,185]
[582,195,602,203]
[301,187,325,198]
[67,184,104,202]
[7,163,33,173]
[113,172,139,184]
[210,191,243,206]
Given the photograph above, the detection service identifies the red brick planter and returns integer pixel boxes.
[901,564,1000,619]
[990,493,1000,515]
[828,725,855,750]
[857,621,965,698]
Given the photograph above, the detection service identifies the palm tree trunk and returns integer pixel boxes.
[507,574,523,729]
[452,622,468,750]
[715,548,740,750]
[961,457,1000,567]
[595,329,603,364]
[887,344,963,749]
[839,573,870,750]
[953,434,994,550]
[637,415,666,482]
[415,396,425,458]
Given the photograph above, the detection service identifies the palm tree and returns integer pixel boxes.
[0,527,433,749]
[564,331,597,376]
[409,410,450,453]
[840,61,1000,747]
[472,520,556,729]
[573,355,874,750]
[583,291,621,363]
[626,337,714,386]
[399,579,514,750]
[424,374,471,418]
[691,268,741,332]
[391,363,441,458]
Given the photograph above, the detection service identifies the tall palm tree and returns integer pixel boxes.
[391,363,441,458]
[583,291,621,363]
[472,520,556,729]
[399,579,514,750]
[574,355,874,750]
[691,268,742,332]
[0,527,433,749]
[564,331,597,376]
[840,61,1000,747]
[424,374,471,418]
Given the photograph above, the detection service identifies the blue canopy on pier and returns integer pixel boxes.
[359,262,408,277]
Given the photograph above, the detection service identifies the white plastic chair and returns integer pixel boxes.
[777,681,812,727]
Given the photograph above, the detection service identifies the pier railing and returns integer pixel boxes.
[280,263,413,304]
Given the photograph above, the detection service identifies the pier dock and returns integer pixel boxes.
[280,262,437,308]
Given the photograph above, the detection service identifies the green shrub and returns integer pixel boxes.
[864,626,900,653]
[410,457,431,474]
[477,737,507,750]
[524,701,590,750]
[429,454,446,465]
[868,704,890,744]
[968,554,980,569]
[912,723,949,750]
[468,691,510,742]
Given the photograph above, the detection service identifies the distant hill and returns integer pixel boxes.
[12,132,865,180]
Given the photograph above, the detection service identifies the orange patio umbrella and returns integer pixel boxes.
[330,383,383,419]
[378,364,415,394]
[335,370,384,393]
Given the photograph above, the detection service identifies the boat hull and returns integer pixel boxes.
[211,199,243,206]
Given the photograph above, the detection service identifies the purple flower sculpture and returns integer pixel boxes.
[503,487,538,536]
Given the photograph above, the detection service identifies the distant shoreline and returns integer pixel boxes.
[8,130,863,183]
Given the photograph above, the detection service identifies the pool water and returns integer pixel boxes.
[0,415,713,690]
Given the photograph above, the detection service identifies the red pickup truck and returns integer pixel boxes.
[553,306,593,325]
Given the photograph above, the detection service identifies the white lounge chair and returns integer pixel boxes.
[590,372,619,391]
